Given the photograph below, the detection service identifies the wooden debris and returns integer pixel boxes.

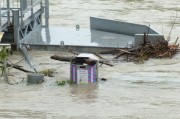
[54,39,179,64]
[50,55,113,66]
[101,78,107,81]
[51,55,75,62]
[63,50,114,66]
[114,52,126,59]
[94,53,106,60]
[0,61,34,73]
[97,49,121,54]
[68,49,79,55]
[96,39,179,63]
[99,60,113,67]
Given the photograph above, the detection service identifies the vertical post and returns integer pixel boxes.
[40,0,43,25]
[12,10,20,50]
[31,0,35,28]
[20,0,23,25]
[45,0,49,28]
[44,0,50,43]
[0,6,1,26]
[21,0,27,10]
[31,0,33,16]
[7,0,10,24]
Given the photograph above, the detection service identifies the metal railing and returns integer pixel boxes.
[0,1,9,31]
[0,0,48,28]
[0,0,20,28]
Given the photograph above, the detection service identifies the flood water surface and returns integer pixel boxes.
[0,52,180,119]
[1,0,180,119]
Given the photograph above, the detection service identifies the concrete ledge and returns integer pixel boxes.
[29,45,116,53]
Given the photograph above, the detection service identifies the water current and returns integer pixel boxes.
[1,0,180,119]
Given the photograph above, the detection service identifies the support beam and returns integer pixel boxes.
[7,0,10,24]
[0,6,1,27]
[45,0,49,28]
[20,0,24,25]
[12,10,20,49]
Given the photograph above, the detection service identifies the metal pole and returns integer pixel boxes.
[0,6,1,26]
[20,0,23,26]
[31,0,35,28]
[40,0,43,25]
[45,0,49,27]
[31,0,33,16]
[44,0,50,43]
[7,0,10,24]
[12,10,20,50]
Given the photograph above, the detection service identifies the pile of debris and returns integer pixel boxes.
[51,38,179,66]
[97,38,180,63]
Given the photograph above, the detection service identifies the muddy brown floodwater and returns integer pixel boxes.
[1,0,180,119]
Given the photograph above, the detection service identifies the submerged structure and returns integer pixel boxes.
[1,0,164,52]
[90,17,164,48]
[0,0,49,49]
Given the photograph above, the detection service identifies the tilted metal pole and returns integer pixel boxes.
[19,45,35,69]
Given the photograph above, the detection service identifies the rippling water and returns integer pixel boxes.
[1,0,180,119]
[50,0,180,40]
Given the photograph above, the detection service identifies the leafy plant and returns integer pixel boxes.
[66,80,74,85]
[56,80,66,86]
[39,68,56,77]
[0,46,9,82]
[56,80,74,86]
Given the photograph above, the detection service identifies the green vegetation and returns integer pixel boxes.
[56,80,74,86]
[0,46,10,82]
[39,68,56,77]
